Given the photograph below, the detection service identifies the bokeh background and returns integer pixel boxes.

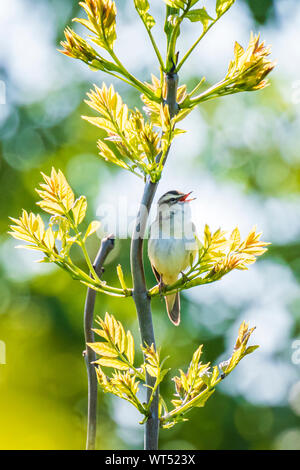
[1,0,300,450]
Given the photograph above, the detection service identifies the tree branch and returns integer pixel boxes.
[84,234,115,450]
[130,73,178,450]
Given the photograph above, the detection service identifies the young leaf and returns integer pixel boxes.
[94,357,129,370]
[185,8,213,30]
[216,0,235,17]
[72,196,87,226]
[36,168,75,215]
[87,342,118,357]
[93,313,136,368]
[163,0,186,9]
[74,0,117,51]
[134,0,156,29]
[117,264,127,290]
[229,227,240,251]
[126,331,135,365]
[83,220,101,240]
[43,227,56,250]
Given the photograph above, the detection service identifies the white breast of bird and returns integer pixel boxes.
[148,202,197,285]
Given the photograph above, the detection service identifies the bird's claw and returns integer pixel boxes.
[181,271,188,283]
[158,277,166,299]
[159,279,165,293]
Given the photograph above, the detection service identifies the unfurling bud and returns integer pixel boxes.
[225,33,276,92]
[60,27,98,62]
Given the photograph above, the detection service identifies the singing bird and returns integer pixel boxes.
[148,190,197,325]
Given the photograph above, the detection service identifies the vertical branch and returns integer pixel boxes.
[84,234,115,450]
[130,73,178,450]
[130,180,158,451]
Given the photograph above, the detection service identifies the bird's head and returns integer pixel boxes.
[158,190,195,206]
[157,190,195,217]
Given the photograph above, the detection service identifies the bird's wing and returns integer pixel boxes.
[151,263,161,283]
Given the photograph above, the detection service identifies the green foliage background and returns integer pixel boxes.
[0,0,299,449]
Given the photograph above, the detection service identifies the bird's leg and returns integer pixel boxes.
[180,271,189,284]
[158,275,166,299]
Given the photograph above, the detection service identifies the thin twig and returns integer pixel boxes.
[130,73,178,450]
[84,234,115,450]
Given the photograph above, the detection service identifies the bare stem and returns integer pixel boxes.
[84,234,115,450]
[135,7,165,71]
[130,73,178,450]
[176,8,233,72]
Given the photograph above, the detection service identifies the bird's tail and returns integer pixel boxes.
[165,292,180,326]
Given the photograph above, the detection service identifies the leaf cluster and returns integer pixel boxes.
[225,33,275,92]
[9,172,269,300]
[76,0,117,50]
[149,225,270,297]
[163,0,236,72]
[83,83,186,182]
[88,313,258,429]
[9,169,125,297]
[134,0,156,31]
[184,33,275,107]
[160,321,258,428]
[88,313,169,417]
[60,1,275,175]
[60,0,157,99]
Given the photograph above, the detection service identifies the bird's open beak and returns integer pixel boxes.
[178,191,196,203]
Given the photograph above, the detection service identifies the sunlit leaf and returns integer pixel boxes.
[36,168,75,215]
[87,342,118,357]
[229,227,240,251]
[185,8,213,30]
[134,0,156,29]
[126,331,135,365]
[225,33,275,92]
[216,0,235,17]
[43,227,56,250]
[94,357,129,370]
[72,196,87,226]
[74,0,117,50]
[83,220,101,240]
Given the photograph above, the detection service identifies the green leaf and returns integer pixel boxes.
[187,345,202,386]
[36,200,65,217]
[83,220,101,241]
[43,227,55,250]
[210,366,220,386]
[243,345,260,357]
[146,364,158,377]
[116,320,126,354]
[82,116,117,134]
[159,368,170,382]
[163,0,199,9]
[134,0,156,29]
[117,264,127,290]
[94,357,129,370]
[163,0,186,9]
[72,196,87,226]
[92,328,109,341]
[87,342,118,358]
[75,0,117,50]
[229,227,241,251]
[185,8,213,29]
[216,0,235,17]
[126,331,135,364]
[193,388,215,408]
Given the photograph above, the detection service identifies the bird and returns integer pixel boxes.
[148,190,197,326]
